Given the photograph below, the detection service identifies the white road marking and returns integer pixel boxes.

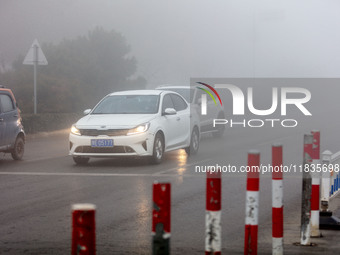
[152,158,213,176]
[0,171,191,177]
[0,159,213,178]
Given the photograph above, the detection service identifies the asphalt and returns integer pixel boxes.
[2,112,340,254]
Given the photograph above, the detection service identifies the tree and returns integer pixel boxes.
[0,27,146,113]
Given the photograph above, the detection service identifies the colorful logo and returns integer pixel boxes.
[196,82,223,106]
[196,82,223,115]
[193,79,312,128]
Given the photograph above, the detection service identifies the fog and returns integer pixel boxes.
[1,0,340,86]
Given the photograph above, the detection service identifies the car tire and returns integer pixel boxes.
[185,127,199,155]
[73,156,90,165]
[150,133,164,164]
[212,113,225,138]
[11,136,25,160]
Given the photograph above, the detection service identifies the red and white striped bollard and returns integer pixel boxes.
[205,169,222,255]
[244,150,260,255]
[272,144,283,255]
[300,134,313,245]
[152,182,171,255]
[72,203,96,255]
[310,130,320,237]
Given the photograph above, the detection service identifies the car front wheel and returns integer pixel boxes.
[185,127,199,155]
[11,136,25,160]
[150,133,164,164]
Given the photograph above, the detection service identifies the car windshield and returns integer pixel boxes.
[92,95,160,114]
[159,88,194,103]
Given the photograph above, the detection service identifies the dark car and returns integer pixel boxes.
[0,86,25,160]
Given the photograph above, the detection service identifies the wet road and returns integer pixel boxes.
[0,113,340,255]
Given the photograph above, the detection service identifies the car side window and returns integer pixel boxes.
[0,94,15,113]
[162,94,175,113]
[194,89,202,104]
[170,94,187,111]
[195,89,213,104]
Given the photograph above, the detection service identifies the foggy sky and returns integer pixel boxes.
[1,0,340,87]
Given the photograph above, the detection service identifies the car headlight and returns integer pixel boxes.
[127,123,150,135]
[71,125,81,136]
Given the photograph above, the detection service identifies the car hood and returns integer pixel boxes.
[75,114,156,129]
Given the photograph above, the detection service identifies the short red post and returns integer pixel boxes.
[310,130,320,237]
[244,150,260,255]
[152,182,171,255]
[72,203,96,255]
[205,169,222,255]
[272,144,283,255]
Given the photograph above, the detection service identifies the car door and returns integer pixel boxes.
[194,89,209,131]
[170,93,190,147]
[160,94,179,150]
[194,88,217,132]
[0,93,17,147]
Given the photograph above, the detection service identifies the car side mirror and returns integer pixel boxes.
[83,109,91,115]
[163,108,177,115]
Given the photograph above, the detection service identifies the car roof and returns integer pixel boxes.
[108,90,164,96]
[0,86,16,100]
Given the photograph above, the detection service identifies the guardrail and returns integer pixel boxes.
[319,150,340,230]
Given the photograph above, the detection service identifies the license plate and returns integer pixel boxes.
[91,139,114,147]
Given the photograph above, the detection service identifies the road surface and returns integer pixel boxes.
[0,113,340,254]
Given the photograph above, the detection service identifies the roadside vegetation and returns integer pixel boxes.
[0,27,146,114]
[0,27,146,133]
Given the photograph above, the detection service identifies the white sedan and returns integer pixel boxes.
[69,90,200,165]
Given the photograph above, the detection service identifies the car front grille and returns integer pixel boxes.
[80,129,128,136]
[75,146,135,154]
